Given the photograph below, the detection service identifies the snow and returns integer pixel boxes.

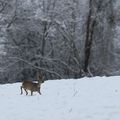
[0,76,120,120]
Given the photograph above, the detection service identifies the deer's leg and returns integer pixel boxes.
[24,88,28,95]
[31,90,33,96]
[38,91,41,95]
[20,86,23,95]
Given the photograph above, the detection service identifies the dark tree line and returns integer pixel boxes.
[0,0,119,83]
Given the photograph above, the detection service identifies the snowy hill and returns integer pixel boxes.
[0,76,120,120]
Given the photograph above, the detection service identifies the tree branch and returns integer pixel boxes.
[7,56,63,79]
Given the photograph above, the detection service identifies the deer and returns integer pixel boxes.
[20,72,44,96]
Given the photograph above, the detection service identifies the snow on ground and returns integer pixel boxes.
[0,76,120,120]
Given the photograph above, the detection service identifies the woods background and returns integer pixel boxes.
[0,0,119,83]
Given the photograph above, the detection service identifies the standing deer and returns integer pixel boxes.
[20,72,44,96]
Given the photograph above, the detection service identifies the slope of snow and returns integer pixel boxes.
[0,76,120,120]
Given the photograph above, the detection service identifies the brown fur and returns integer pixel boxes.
[20,72,44,96]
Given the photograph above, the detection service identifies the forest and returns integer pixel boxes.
[0,0,119,83]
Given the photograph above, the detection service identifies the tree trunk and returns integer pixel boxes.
[84,0,96,73]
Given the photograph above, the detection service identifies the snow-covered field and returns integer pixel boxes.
[0,76,120,120]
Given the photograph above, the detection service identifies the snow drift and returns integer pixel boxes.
[0,76,120,120]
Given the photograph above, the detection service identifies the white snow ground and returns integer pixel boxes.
[0,76,120,120]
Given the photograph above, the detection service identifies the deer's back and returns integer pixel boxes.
[22,81,39,90]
